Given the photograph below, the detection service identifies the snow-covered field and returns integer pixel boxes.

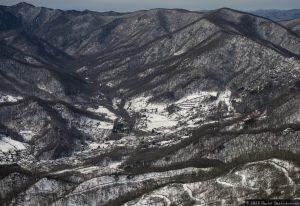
[0,136,26,153]
[0,94,23,103]
[125,90,237,134]
[87,106,117,121]
[0,135,28,164]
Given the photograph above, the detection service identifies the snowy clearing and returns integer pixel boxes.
[216,90,233,111]
[144,113,177,131]
[0,94,23,103]
[174,49,185,56]
[87,106,117,121]
[0,136,26,153]
[19,130,35,141]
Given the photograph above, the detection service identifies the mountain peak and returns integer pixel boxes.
[14,2,35,8]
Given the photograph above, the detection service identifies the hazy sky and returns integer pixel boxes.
[1,0,300,12]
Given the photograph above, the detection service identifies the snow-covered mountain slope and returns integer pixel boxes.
[1,3,300,206]
[281,17,300,35]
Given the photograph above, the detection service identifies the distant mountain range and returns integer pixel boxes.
[249,9,300,21]
[198,9,300,21]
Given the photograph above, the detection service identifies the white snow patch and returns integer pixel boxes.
[19,130,35,141]
[50,169,74,175]
[88,106,117,120]
[126,96,178,132]
[76,66,88,73]
[0,94,22,103]
[126,91,234,133]
[146,103,167,113]
[216,177,235,187]
[174,49,185,56]
[98,121,114,129]
[106,82,115,87]
[0,137,26,153]
[78,166,102,174]
[144,113,177,131]
[89,143,109,150]
[125,96,150,112]
[176,91,217,105]
[158,140,173,146]
[25,56,39,64]
[112,98,121,110]
[174,91,218,116]
[78,117,113,137]
[108,161,122,169]
[126,96,168,114]
[216,90,233,110]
